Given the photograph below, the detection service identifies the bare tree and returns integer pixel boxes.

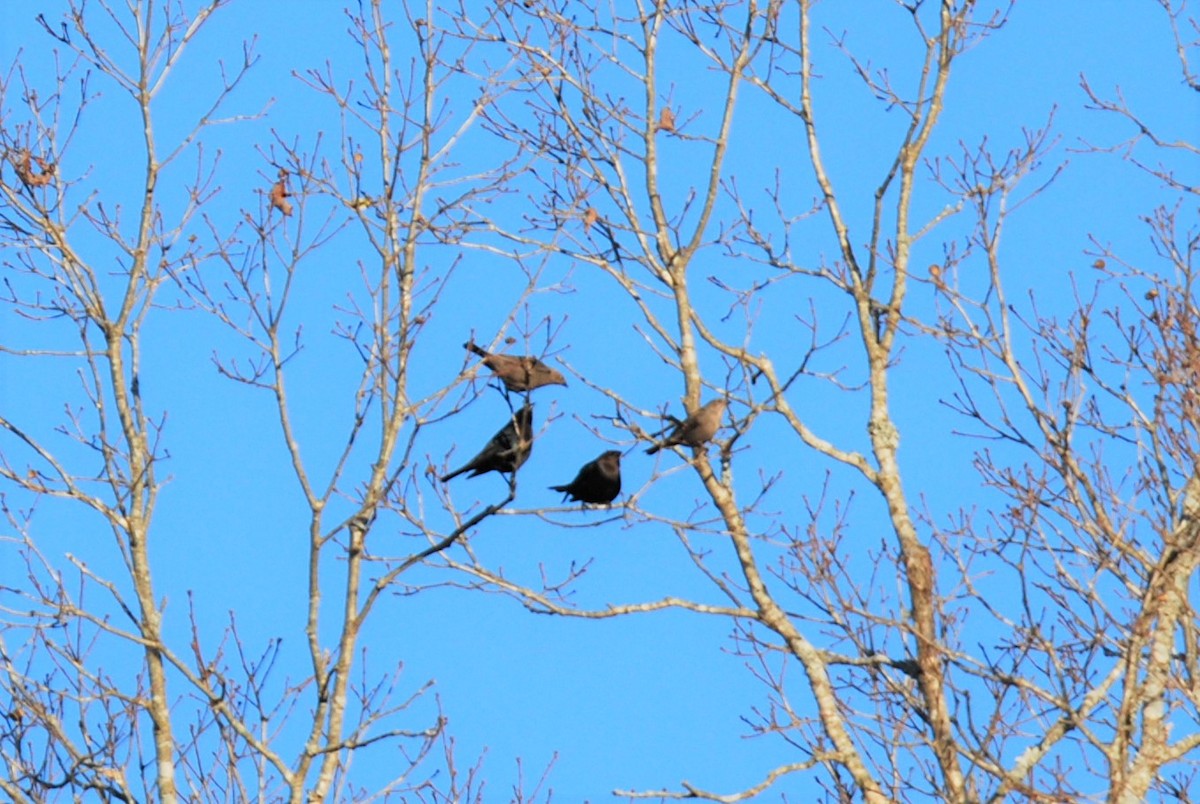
[2,0,1198,801]
[0,3,261,799]
[927,4,1200,797]
[0,0,550,801]
[435,1,1200,800]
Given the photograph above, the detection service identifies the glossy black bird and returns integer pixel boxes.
[464,341,566,392]
[440,404,534,482]
[550,450,622,504]
[646,398,727,454]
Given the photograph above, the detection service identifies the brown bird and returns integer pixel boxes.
[550,450,622,504]
[464,341,566,392]
[645,398,727,455]
[440,404,534,482]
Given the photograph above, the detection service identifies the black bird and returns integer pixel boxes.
[440,404,534,482]
[646,398,727,454]
[550,450,622,504]
[465,341,567,392]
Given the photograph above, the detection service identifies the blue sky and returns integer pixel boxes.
[1,1,1195,800]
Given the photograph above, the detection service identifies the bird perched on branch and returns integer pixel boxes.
[440,404,534,482]
[550,450,622,504]
[645,398,727,455]
[464,341,566,392]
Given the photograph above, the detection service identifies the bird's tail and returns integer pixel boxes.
[645,444,661,455]
[440,465,468,482]
[463,341,488,358]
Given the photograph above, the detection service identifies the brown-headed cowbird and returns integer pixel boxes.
[550,450,622,504]
[440,404,534,482]
[645,398,727,455]
[464,341,566,392]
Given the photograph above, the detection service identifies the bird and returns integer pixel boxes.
[645,398,727,455]
[464,341,567,392]
[440,404,534,482]
[550,450,622,504]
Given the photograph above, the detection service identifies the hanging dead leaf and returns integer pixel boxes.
[583,207,600,230]
[14,150,55,187]
[270,173,293,216]
[657,107,675,133]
